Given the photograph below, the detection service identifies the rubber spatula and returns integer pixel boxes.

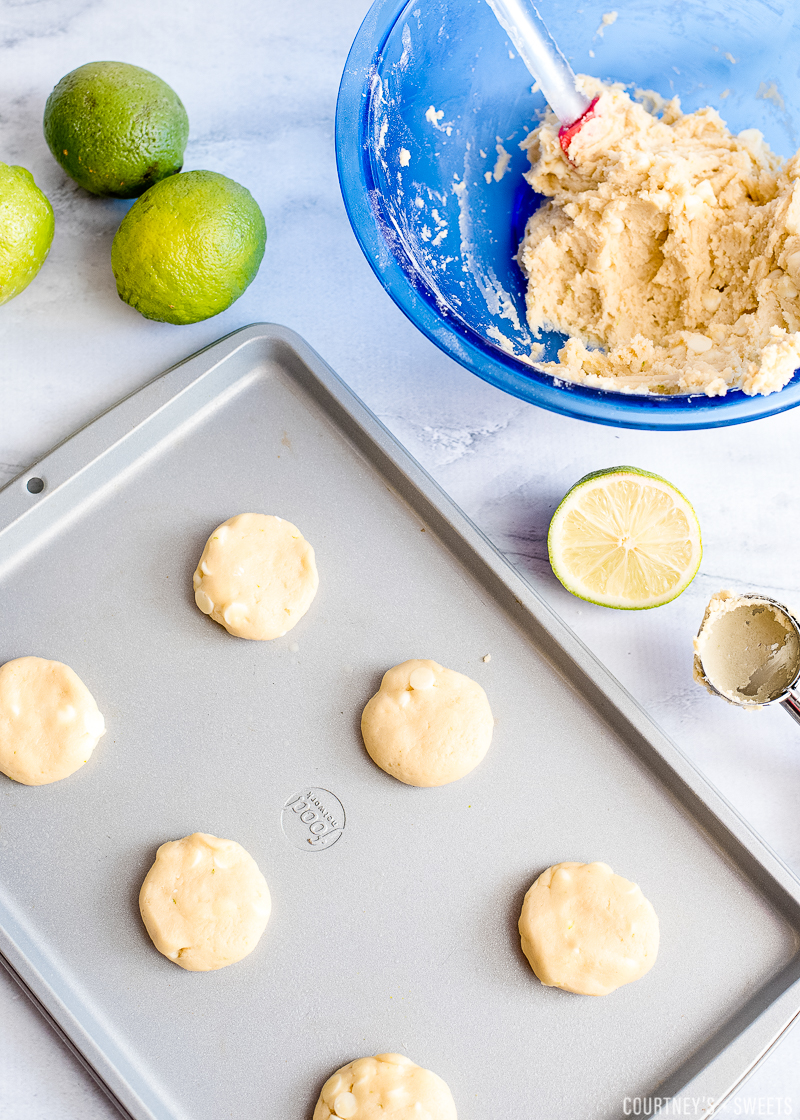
[485,0,599,152]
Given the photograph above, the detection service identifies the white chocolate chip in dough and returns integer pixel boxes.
[684,332,713,353]
[333,1093,358,1118]
[222,601,248,627]
[409,665,435,690]
[195,589,214,615]
[701,290,722,313]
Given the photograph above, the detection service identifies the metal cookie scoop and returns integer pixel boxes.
[693,591,800,726]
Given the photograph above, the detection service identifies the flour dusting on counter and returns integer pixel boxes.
[517,76,800,396]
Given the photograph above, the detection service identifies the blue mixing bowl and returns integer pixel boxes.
[336,0,800,429]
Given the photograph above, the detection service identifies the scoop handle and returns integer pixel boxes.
[484,0,591,126]
[780,690,800,726]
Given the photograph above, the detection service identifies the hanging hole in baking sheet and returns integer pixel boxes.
[26,477,45,494]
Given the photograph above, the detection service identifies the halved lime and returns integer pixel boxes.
[547,466,702,609]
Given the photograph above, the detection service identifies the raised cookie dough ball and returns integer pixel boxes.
[360,659,493,787]
[518,861,659,996]
[139,833,271,971]
[192,512,318,640]
[313,1053,457,1120]
[0,656,106,785]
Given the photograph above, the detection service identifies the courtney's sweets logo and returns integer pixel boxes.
[622,1098,792,1117]
[281,788,345,851]
[623,1099,714,1117]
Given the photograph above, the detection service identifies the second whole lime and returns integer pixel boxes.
[43,61,189,198]
[110,170,267,324]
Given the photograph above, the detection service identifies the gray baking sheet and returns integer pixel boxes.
[0,324,799,1120]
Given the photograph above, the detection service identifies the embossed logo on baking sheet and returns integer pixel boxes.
[281,788,345,851]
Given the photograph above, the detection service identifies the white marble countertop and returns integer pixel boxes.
[1,0,799,1116]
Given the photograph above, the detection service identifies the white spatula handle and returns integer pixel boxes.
[485,0,590,126]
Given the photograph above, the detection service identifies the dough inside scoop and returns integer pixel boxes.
[0,656,106,785]
[693,590,800,704]
[312,1053,457,1120]
[518,861,659,996]
[360,658,493,787]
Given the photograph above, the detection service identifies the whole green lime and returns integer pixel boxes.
[111,170,267,324]
[0,163,55,305]
[43,61,189,198]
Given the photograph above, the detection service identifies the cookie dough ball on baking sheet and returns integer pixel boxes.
[139,833,271,971]
[360,659,493,787]
[193,512,318,640]
[518,861,659,996]
[0,656,106,785]
[313,1053,457,1120]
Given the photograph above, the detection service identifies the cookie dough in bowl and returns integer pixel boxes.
[519,77,800,397]
[0,656,106,785]
[139,832,271,971]
[518,861,659,996]
[313,1053,457,1120]
[360,659,493,787]
[193,512,318,639]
